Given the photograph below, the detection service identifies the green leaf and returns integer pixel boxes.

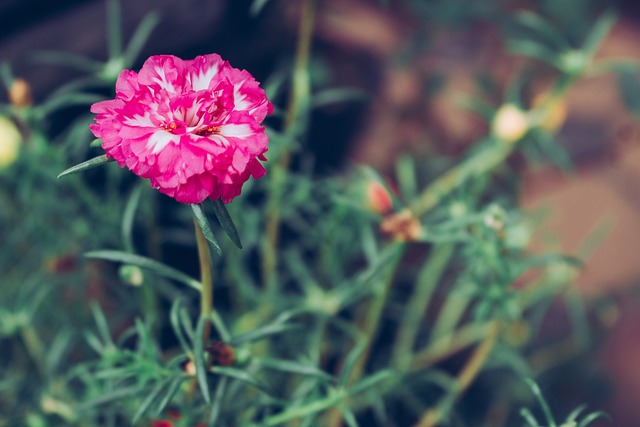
[525,378,557,427]
[577,411,611,427]
[513,11,570,51]
[191,203,222,255]
[57,155,114,179]
[338,339,367,388]
[208,377,228,427]
[121,185,144,253]
[170,299,193,355]
[211,366,269,394]
[194,315,211,404]
[255,358,333,382]
[123,11,161,66]
[85,250,201,291]
[349,369,394,396]
[582,11,616,56]
[210,198,242,249]
[152,375,189,418]
[230,322,300,346]
[132,378,172,424]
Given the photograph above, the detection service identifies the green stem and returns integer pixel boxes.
[414,321,499,427]
[326,244,404,427]
[20,324,46,377]
[262,0,316,296]
[194,218,213,344]
[391,244,454,371]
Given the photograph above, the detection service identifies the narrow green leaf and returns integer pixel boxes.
[77,386,140,411]
[519,408,540,427]
[230,322,299,346]
[152,375,189,418]
[506,39,559,66]
[513,11,570,51]
[210,366,269,394]
[194,315,211,404]
[338,404,359,427]
[210,199,242,249]
[582,11,616,56]
[565,405,587,422]
[191,204,222,255]
[124,11,161,66]
[256,358,333,381]
[121,185,143,253]
[525,378,557,427]
[90,302,115,349]
[132,379,171,424]
[85,250,201,291]
[349,369,394,396]
[250,0,271,16]
[577,411,611,427]
[208,377,228,427]
[170,299,193,355]
[617,71,640,116]
[338,339,367,388]
[57,155,114,179]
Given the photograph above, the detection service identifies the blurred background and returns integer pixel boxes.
[2,0,640,425]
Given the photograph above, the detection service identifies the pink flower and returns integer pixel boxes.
[90,54,273,204]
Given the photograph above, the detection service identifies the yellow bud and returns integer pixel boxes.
[0,116,21,170]
[492,104,529,143]
[9,78,33,107]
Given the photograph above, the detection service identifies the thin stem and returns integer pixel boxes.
[392,244,454,371]
[194,218,213,344]
[325,244,405,427]
[414,322,499,427]
[262,0,316,296]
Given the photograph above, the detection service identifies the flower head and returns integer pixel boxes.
[90,54,273,204]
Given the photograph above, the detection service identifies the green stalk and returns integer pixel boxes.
[414,322,499,427]
[194,218,213,344]
[262,0,316,296]
[325,244,404,427]
[391,244,454,371]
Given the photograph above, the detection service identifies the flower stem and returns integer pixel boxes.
[194,218,213,344]
[391,244,454,371]
[325,244,404,427]
[414,321,499,427]
[262,0,316,296]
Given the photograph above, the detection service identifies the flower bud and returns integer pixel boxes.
[491,104,529,143]
[0,116,21,170]
[8,78,33,108]
[366,179,393,215]
[118,265,144,286]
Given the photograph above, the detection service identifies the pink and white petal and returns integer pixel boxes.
[138,55,187,94]
[187,54,226,91]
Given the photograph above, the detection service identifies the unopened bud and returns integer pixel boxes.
[118,265,144,286]
[8,78,33,108]
[492,104,529,143]
[0,116,21,170]
[366,180,393,215]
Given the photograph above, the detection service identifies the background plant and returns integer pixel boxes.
[1,0,637,426]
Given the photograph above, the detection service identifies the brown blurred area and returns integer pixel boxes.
[3,0,640,424]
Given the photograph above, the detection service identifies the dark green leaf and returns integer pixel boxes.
[210,198,242,249]
[132,378,172,424]
[191,203,222,255]
[170,299,193,354]
[211,366,269,394]
[85,250,201,291]
[230,322,300,346]
[57,155,114,179]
